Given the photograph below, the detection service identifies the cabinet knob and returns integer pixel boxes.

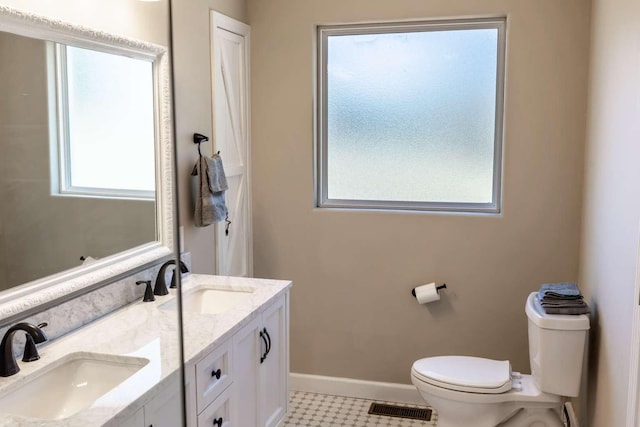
[211,368,222,379]
[213,417,223,426]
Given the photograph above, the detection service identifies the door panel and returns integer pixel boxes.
[211,12,252,277]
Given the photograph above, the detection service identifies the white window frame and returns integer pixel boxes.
[49,43,156,201]
[315,18,507,213]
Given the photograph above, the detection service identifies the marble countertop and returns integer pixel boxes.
[0,274,292,426]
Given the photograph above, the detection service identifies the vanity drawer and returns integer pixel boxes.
[196,337,233,412]
[197,386,232,427]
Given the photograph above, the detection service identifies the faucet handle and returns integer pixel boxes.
[136,280,155,302]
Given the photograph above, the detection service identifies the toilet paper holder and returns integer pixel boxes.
[411,283,447,298]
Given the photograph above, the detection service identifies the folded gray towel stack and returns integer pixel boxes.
[538,282,589,315]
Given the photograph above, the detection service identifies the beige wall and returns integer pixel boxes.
[172,0,247,273]
[579,0,640,424]
[248,0,591,383]
[0,32,155,291]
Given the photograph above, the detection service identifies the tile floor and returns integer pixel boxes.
[282,391,435,427]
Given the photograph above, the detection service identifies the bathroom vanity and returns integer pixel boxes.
[0,274,291,426]
[181,276,289,427]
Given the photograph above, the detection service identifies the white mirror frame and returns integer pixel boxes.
[0,6,174,321]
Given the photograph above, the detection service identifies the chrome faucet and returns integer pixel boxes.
[154,259,189,296]
[0,322,48,377]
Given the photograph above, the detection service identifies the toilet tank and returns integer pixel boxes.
[525,292,589,397]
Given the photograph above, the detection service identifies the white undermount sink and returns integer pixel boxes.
[162,286,255,315]
[0,352,149,420]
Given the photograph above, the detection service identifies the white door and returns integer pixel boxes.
[210,12,252,277]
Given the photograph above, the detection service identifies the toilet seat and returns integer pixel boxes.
[411,371,562,405]
[412,356,512,394]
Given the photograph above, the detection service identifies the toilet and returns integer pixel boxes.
[411,292,589,427]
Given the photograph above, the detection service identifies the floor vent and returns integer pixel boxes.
[367,402,432,421]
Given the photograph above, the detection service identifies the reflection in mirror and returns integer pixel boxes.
[0,12,174,311]
[0,31,157,292]
[0,5,184,426]
[52,44,156,199]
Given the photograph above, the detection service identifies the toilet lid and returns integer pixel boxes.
[412,356,512,394]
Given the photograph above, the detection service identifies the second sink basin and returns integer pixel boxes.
[162,286,255,315]
[0,352,149,420]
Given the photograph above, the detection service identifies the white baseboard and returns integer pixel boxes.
[289,373,424,405]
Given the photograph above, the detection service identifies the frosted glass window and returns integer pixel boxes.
[54,44,156,199]
[317,19,506,213]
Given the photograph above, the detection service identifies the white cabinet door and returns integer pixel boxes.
[259,296,288,427]
[144,376,183,427]
[232,316,261,427]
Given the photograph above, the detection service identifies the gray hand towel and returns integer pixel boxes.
[539,282,583,300]
[541,305,590,315]
[540,300,586,307]
[537,293,590,315]
[205,154,228,193]
[192,154,229,227]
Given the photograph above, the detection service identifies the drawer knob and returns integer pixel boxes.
[213,417,223,426]
[211,368,222,380]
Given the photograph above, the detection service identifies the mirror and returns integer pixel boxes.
[0,6,174,320]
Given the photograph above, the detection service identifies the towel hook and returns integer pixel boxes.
[193,133,209,157]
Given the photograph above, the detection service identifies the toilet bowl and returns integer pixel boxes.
[411,357,563,427]
[410,293,589,427]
